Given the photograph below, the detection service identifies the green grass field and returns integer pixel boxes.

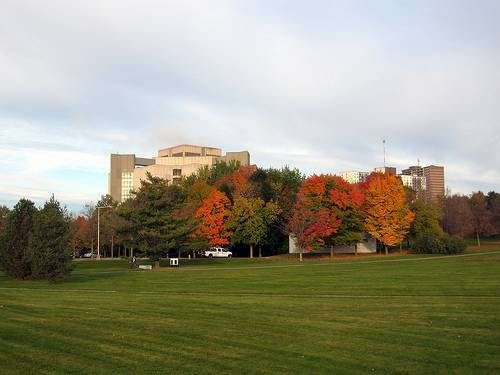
[1,249,499,374]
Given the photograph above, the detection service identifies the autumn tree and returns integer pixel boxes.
[71,215,90,253]
[441,193,474,238]
[185,160,241,186]
[470,191,497,247]
[195,189,232,247]
[486,191,500,236]
[289,175,364,255]
[363,173,415,254]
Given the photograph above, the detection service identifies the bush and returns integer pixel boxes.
[413,229,465,255]
[444,235,466,254]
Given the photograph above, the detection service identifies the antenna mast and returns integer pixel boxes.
[383,139,386,167]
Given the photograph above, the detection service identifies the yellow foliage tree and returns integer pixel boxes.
[364,173,415,254]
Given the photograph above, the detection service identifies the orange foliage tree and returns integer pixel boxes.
[195,189,232,247]
[363,173,415,254]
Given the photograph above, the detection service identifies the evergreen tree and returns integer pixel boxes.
[0,199,37,279]
[29,196,73,281]
[117,173,194,262]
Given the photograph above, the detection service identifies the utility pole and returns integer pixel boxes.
[383,139,386,167]
[97,205,113,260]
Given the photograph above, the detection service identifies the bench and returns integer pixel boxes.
[138,265,152,270]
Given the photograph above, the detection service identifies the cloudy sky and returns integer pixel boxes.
[1,0,499,212]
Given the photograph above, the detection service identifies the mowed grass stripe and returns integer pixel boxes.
[0,250,499,373]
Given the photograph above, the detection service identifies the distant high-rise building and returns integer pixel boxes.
[339,171,369,184]
[399,174,426,195]
[109,144,250,202]
[423,165,445,203]
[402,166,423,177]
[374,166,397,175]
[400,166,426,196]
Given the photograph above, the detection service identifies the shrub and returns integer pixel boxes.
[413,229,465,255]
[444,235,466,254]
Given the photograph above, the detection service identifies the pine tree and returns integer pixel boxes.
[29,196,73,281]
[0,199,37,279]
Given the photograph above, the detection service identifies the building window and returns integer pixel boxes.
[121,172,133,202]
[173,168,182,177]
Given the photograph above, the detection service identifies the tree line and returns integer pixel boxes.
[1,162,498,278]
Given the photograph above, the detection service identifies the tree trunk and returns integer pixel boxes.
[259,246,262,258]
[299,251,303,262]
[250,244,253,258]
[385,245,388,255]
[154,260,160,269]
[111,235,114,258]
[354,244,358,256]
[476,231,481,247]
[330,245,333,259]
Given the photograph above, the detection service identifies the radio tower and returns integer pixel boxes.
[383,139,386,167]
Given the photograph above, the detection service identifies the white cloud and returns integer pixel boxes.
[1,0,499,208]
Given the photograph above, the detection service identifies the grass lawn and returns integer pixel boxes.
[1,249,499,374]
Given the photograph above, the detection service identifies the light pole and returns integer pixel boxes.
[97,205,113,259]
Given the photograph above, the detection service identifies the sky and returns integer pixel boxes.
[1,0,499,213]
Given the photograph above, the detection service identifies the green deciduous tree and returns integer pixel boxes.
[228,196,280,258]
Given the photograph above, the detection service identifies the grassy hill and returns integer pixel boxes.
[1,249,499,374]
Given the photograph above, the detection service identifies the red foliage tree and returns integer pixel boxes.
[195,189,232,247]
[290,175,365,252]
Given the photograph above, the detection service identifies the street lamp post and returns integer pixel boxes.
[97,205,113,259]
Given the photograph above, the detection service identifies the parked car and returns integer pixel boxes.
[203,247,232,258]
[83,252,95,258]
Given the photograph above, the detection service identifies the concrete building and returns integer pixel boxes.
[399,174,426,194]
[109,144,250,202]
[400,166,426,195]
[402,166,424,177]
[423,165,445,203]
[109,154,155,202]
[289,235,376,254]
[374,166,397,175]
[339,171,370,184]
